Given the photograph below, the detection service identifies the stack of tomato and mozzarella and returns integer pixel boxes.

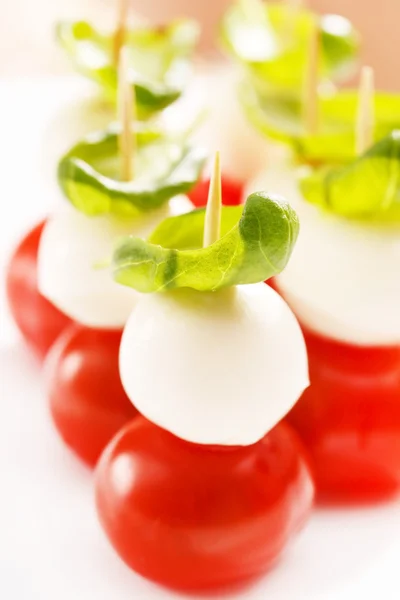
[223,1,400,502]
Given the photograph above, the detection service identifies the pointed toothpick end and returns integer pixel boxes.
[302,16,320,136]
[203,152,222,248]
[118,46,134,182]
[112,0,129,66]
[356,65,375,155]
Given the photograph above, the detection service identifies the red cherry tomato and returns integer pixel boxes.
[45,324,138,467]
[6,221,72,359]
[287,327,400,503]
[188,175,243,207]
[95,417,314,591]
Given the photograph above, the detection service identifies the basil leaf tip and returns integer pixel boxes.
[112,191,299,293]
[300,131,400,221]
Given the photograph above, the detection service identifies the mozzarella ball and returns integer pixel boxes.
[120,283,309,446]
[162,62,280,183]
[244,162,300,204]
[248,168,400,346]
[41,81,113,195]
[38,195,192,329]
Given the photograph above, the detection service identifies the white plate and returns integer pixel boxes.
[1,78,400,600]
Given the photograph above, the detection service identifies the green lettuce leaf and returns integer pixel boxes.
[148,205,244,249]
[58,124,207,216]
[220,1,359,92]
[112,192,299,292]
[241,85,400,164]
[300,131,400,221]
[56,19,199,117]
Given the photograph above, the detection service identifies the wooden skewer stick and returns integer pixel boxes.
[118,46,135,182]
[356,66,375,155]
[302,17,320,136]
[113,0,129,66]
[203,152,222,248]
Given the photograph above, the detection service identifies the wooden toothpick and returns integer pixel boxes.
[118,46,135,182]
[302,17,320,136]
[356,66,375,155]
[113,0,129,66]
[203,152,222,248]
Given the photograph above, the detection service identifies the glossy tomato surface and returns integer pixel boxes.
[46,324,138,467]
[6,220,72,359]
[95,417,314,591]
[287,327,400,504]
[188,174,243,207]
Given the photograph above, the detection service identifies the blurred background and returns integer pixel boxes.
[1,0,398,90]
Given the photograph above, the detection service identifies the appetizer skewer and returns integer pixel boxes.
[7,45,204,466]
[204,0,359,198]
[40,51,205,466]
[7,45,204,357]
[8,2,202,359]
[249,66,400,502]
[95,156,314,589]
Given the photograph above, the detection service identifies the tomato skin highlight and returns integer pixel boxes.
[45,324,138,468]
[6,221,72,359]
[188,175,243,207]
[95,417,314,591]
[287,327,400,503]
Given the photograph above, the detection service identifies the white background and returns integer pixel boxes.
[1,77,400,600]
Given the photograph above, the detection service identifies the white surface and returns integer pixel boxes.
[2,78,400,600]
[38,196,192,328]
[120,284,309,445]
[248,167,400,346]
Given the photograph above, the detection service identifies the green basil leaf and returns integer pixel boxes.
[56,19,199,117]
[113,192,299,292]
[220,1,359,92]
[300,131,400,221]
[241,84,400,164]
[58,124,207,216]
[148,205,244,249]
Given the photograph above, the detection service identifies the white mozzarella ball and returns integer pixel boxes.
[163,62,276,183]
[38,195,192,329]
[193,67,269,182]
[120,283,309,446]
[244,162,300,203]
[41,80,113,195]
[249,168,400,346]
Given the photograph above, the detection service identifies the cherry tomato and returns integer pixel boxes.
[6,221,72,359]
[188,175,243,207]
[287,327,400,503]
[45,324,138,467]
[95,417,314,591]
